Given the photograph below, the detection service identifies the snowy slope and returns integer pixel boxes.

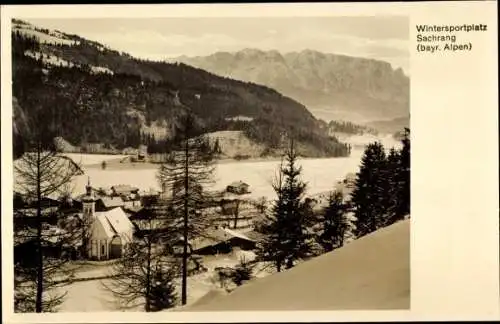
[14,21,114,75]
[205,131,266,158]
[181,220,410,311]
[13,23,78,46]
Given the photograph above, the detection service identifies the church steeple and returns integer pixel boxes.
[82,177,96,222]
[85,176,92,197]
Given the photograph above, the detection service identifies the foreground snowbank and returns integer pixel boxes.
[181,220,410,311]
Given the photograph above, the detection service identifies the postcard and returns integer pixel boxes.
[1,1,498,323]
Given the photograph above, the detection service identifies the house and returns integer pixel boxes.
[122,193,142,209]
[139,189,161,205]
[14,206,60,229]
[226,181,250,195]
[122,147,139,155]
[81,181,135,260]
[95,196,125,211]
[111,184,139,197]
[189,228,256,255]
[14,225,80,267]
[213,192,256,229]
[82,142,104,154]
[137,145,148,161]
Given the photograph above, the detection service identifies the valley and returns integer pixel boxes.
[10,16,410,314]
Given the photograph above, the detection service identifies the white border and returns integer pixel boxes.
[2,2,499,322]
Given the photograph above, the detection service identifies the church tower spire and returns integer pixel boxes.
[82,177,96,223]
[86,176,92,196]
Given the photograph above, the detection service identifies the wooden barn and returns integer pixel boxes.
[189,228,256,256]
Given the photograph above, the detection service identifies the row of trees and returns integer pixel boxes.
[351,128,410,237]
[255,128,410,272]
[145,132,222,157]
[327,120,378,135]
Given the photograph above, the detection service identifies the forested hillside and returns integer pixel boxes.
[12,20,349,159]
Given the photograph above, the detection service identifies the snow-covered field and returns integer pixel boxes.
[70,154,360,199]
[66,134,400,199]
[14,25,78,46]
[62,153,128,166]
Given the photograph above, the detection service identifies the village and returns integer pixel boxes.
[13,163,358,304]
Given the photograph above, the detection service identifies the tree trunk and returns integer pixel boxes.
[233,200,240,229]
[35,144,43,313]
[145,234,152,312]
[181,137,189,306]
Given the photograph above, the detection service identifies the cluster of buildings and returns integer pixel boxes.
[14,178,262,265]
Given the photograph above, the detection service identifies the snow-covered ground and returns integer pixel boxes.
[24,50,75,68]
[14,25,78,46]
[24,50,114,75]
[64,133,400,199]
[69,154,361,199]
[54,250,263,312]
[183,220,410,311]
[62,153,128,167]
[205,130,266,158]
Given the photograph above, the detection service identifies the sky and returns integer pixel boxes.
[26,17,409,73]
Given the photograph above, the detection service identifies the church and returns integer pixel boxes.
[81,179,135,260]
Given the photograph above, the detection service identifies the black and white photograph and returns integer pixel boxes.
[2,1,498,321]
[8,15,410,313]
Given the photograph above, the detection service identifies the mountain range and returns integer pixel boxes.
[171,48,410,124]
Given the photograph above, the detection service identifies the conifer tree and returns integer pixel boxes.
[156,112,216,305]
[351,141,388,237]
[148,265,178,311]
[256,139,311,272]
[397,128,410,218]
[231,257,255,286]
[319,191,348,251]
[384,147,402,226]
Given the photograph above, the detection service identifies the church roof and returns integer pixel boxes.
[94,207,134,241]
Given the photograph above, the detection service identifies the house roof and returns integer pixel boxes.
[122,193,140,201]
[111,184,138,194]
[242,230,266,242]
[189,227,254,251]
[228,181,249,188]
[99,196,124,208]
[183,220,410,311]
[94,207,134,241]
[222,228,254,242]
[139,189,161,196]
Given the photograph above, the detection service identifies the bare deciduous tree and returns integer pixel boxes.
[14,141,83,312]
[157,112,217,305]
